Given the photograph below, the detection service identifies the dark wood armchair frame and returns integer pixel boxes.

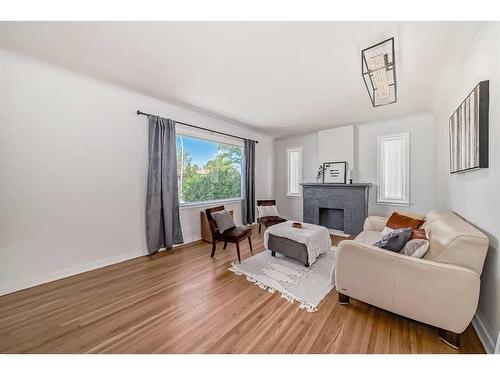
[205,205,253,263]
[256,199,287,233]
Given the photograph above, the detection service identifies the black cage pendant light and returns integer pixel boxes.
[361,37,397,107]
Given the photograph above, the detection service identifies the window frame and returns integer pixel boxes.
[286,147,303,198]
[376,132,410,206]
[176,126,244,207]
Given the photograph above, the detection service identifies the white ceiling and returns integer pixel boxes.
[0,22,478,137]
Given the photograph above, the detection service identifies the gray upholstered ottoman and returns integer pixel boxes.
[264,221,331,267]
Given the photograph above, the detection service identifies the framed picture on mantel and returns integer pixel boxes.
[323,161,347,183]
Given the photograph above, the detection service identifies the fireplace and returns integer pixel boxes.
[301,183,371,235]
[319,207,345,231]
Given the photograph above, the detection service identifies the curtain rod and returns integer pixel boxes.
[136,110,258,144]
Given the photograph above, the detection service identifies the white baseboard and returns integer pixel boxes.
[0,249,146,296]
[472,313,496,354]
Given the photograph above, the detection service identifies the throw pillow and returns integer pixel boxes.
[410,228,428,240]
[400,239,430,258]
[395,210,425,221]
[212,210,236,233]
[257,205,279,218]
[381,226,427,240]
[386,212,424,230]
[381,226,395,236]
[373,227,413,252]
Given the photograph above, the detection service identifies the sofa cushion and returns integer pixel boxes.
[373,228,413,252]
[386,212,424,230]
[355,230,383,246]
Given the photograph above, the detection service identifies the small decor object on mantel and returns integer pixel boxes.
[449,80,489,174]
[315,164,324,182]
[323,161,347,184]
[347,168,355,184]
[292,222,303,229]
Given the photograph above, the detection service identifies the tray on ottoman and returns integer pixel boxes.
[264,221,331,267]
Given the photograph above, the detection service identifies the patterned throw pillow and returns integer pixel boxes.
[257,205,279,218]
[212,210,236,233]
[373,228,413,252]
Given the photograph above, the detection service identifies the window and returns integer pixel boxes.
[286,147,303,197]
[176,126,243,205]
[377,133,410,205]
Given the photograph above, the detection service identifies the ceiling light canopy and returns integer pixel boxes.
[361,37,397,107]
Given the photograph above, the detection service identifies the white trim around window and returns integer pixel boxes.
[286,147,303,197]
[377,132,410,206]
[179,197,244,210]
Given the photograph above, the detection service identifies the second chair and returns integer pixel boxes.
[205,205,253,263]
[256,199,286,233]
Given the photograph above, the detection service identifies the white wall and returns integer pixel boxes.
[356,113,436,217]
[273,132,318,221]
[434,23,500,353]
[318,125,355,170]
[0,49,274,295]
[274,113,436,221]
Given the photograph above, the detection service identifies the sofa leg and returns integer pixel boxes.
[438,329,460,349]
[338,292,350,305]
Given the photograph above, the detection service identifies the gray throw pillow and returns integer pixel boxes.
[400,239,429,258]
[212,210,236,233]
[373,227,412,252]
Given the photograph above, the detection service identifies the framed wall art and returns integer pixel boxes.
[449,80,489,174]
[323,161,347,184]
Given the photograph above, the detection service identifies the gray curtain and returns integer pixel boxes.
[146,116,183,254]
[242,139,256,225]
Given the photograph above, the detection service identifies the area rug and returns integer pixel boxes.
[228,247,336,312]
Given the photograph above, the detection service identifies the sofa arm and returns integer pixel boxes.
[334,240,480,334]
[363,216,388,232]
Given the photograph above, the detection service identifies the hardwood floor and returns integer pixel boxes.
[0,227,485,354]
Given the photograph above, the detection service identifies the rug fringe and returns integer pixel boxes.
[228,263,318,313]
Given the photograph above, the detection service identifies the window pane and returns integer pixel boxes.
[287,148,302,195]
[377,134,409,204]
[176,135,242,203]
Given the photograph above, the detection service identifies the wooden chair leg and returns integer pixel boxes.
[210,240,217,257]
[258,224,261,233]
[235,242,241,263]
[438,329,460,349]
[248,236,253,254]
[223,241,228,250]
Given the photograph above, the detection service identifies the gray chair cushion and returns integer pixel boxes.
[212,210,236,233]
[373,227,412,252]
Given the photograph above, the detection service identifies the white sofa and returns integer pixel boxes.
[334,210,489,348]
